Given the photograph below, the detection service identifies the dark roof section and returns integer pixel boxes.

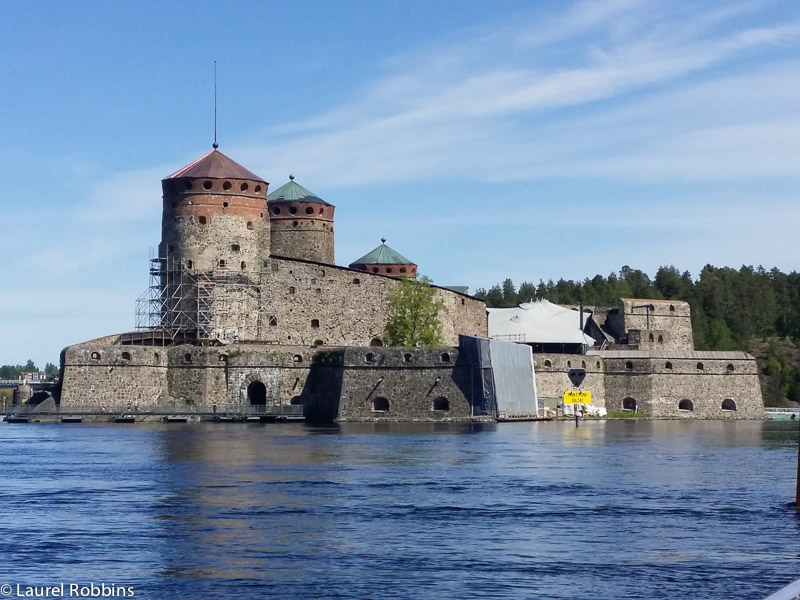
[350,240,415,266]
[267,177,331,206]
[163,149,267,183]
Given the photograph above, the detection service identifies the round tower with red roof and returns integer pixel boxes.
[160,147,270,273]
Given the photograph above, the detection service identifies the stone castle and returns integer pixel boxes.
[56,147,765,422]
[59,147,489,421]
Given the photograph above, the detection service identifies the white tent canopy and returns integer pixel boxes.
[488,300,596,346]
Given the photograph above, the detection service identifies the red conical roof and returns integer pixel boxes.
[163,148,266,183]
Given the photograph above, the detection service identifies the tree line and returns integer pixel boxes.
[475,265,800,404]
[0,360,59,381]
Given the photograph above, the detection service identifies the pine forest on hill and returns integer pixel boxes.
[474,265,800,406]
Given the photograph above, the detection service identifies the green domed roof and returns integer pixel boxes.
[267,176,331,206]
[350,239,415,266]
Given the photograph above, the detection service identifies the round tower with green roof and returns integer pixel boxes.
[349,239,417,278]
[267,175,335,264]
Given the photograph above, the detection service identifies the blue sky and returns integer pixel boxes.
[2,0,799,368]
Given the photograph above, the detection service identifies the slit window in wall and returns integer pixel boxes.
[722,398,737,411]
[404,353,413,363]
[625,361,633,370]
[231,244,240,252]
[581,360,586,369]
[186,260,193,269]
[91,352,101,360]
[727,364,735,373]
[121,352,131,361]
[649,333,654,342]
[669,305,675,312]
[154,352,160,361]
[268,316,278,327]
[198,216,207,224]
[184,353,192,363]
[319,207,324,215]
[373,397,389,412]
[293,354,303,363]
[432,397,450,411]
[311,319,320,328]
[247,221,254,230]
[567,360,572,368]
[441,352,451,363]
[288,286,295,294]
[370,338,383,347]
[679,399,694,411]
[622,397,637,412]
[544,359,552,367]
[240,261,246,270]
[365,353,375,363]
[658,335,664,343]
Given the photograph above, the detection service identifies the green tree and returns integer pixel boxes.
[383,276,446,346]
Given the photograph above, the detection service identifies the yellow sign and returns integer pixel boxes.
[563,390,591,405]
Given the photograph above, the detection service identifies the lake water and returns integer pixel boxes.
[1,420,799,600]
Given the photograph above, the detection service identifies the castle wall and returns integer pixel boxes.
[532,353,606,408]
[263,257,487,347]
[601,351,764,419]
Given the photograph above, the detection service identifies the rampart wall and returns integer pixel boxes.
[607,299,694,351]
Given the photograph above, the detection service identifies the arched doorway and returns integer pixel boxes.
[622,397,637,412]
[247,380,267,406]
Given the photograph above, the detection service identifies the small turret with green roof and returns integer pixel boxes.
[349,238,417,278]
[267,174,335,264]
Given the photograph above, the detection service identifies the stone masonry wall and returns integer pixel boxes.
[607,299,693,351]
[262,257,487,347]
[532,353,606,408]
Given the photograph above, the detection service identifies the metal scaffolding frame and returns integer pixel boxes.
[135,251,269,345]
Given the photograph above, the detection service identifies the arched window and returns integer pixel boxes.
[696,362,704,370]
[581,360,586,369]
[404,353,413,363]
[679,399,694,411]
[269,316,278,327]
[669,304,675,312]
[91,352,101,360]
[313,340,323,347]
[311,319,320,328]
[184,353,192,363]
[649,333,654,342]
[722,398,737,411]
[121,352,131,361]
[247,221,254,230]
[665,362,673,370]
[441,353,451,363]
[726,364,735,373]
[625,361,633,370]
[370,338,383,347]
[432,397,450,411]
[365,353,375,363]
[373,397,389,412]
[622,397,637,412]
[658,335,664,343]
[292,354,303,363]
[544,359,552,367]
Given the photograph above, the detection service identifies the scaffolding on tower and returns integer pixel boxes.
[135,249,269,345]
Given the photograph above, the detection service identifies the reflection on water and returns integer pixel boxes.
[1,420,799,599]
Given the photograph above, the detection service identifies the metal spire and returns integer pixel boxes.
[213,61,219,149]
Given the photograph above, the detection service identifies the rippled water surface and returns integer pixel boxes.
[2,420,800,599]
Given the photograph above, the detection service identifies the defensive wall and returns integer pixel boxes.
[606,299,694,351]
[261,256,487,347]
[531,350,764,419]
[59,341,479,422]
